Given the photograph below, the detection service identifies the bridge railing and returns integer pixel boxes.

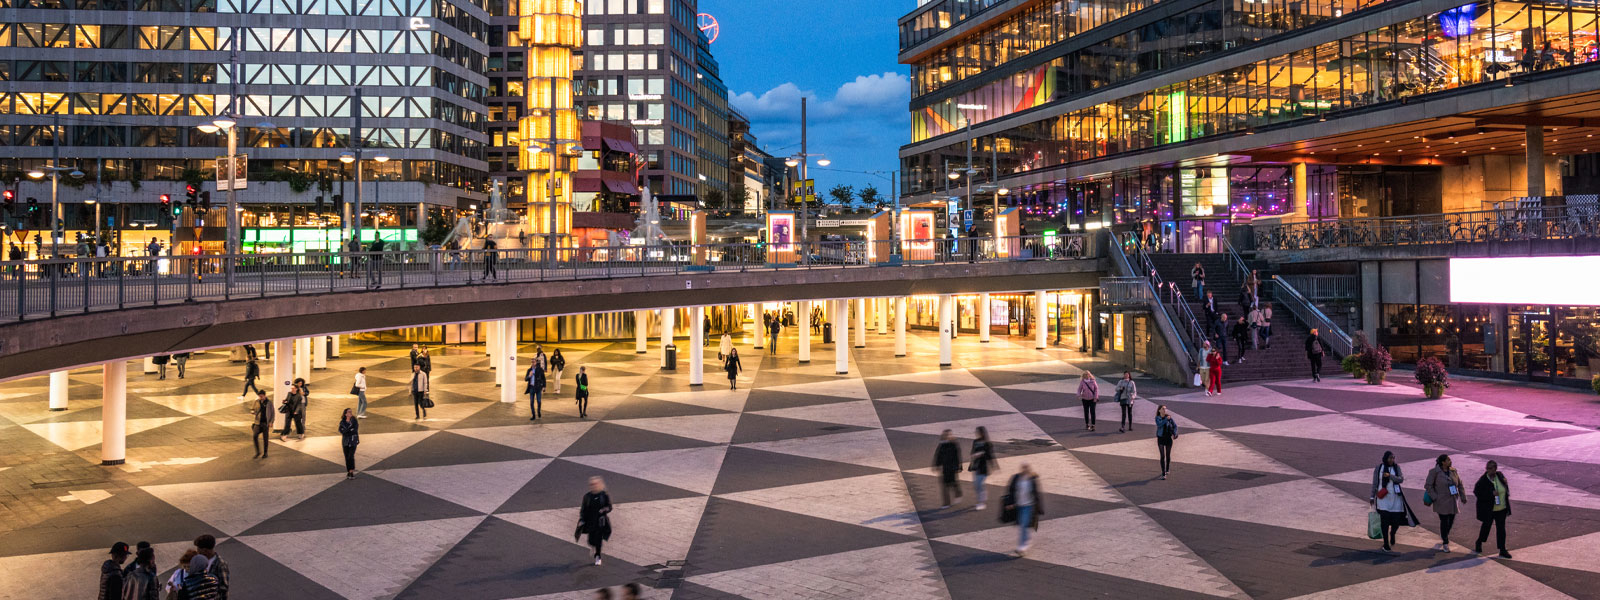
[1252,200,1600,250]
[0,234,1093,322]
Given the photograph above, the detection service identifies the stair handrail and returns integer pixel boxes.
[1270,275,1353,356]
[1107,233,1198,378]
[1221,236,1252,284]
[1116,233,1207,361]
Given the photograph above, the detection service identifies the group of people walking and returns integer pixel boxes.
[931,427,1042,555]
[99,534,229,600]
[1371,451,1516,557]
[524,345,588,419]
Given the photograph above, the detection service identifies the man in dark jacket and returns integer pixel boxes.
[1305,329,1332,382]
[932,430,964,509]
[1231,316,1250,364]
[194,534,230,600]
[1202,292,1218,336]
[99,542,129,600]
[1473,460,1513,558]
[482,237,499,280]
[241,358,261,399]
[251,390,273,458]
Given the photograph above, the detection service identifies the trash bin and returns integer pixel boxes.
[823,322,833,344]
[663,344,677,370]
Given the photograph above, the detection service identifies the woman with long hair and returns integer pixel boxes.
[339,408,360,480]
[969,426,997,511]
[1077,372,1099,431]
[1155,405,1178,480]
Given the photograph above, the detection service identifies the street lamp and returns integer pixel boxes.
[195,113,272,283]
[29,164,83,250]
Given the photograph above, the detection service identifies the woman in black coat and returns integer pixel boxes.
[575,476,613,566]
[338,408,359,480]
[1004,463,1043,556]
[1472,460,1513,558]
[969,426,997,511]
[724,349,742,390]
[574,366,590,418]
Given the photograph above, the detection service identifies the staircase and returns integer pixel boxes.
[1144,253,1313,382]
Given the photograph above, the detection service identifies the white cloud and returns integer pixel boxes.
[729,71,908,124]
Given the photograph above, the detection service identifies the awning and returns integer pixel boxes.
[573,177,603,193]
[602,136,639,155]
[603,178,640,195]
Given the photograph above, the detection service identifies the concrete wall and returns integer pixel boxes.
[1441,155,1564,211]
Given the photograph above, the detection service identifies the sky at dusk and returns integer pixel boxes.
[700,0,910,199]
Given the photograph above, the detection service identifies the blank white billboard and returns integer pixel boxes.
[1449,256,1600,305]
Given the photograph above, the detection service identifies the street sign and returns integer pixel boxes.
[790,179,816,204]
[215,154,248,191]
[962,209,974,228]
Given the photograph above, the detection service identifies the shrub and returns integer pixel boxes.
[1592,374,1599,396]
[1358,345,1392,374]
[1415,356,1450,389]
[1341,353,1364,376]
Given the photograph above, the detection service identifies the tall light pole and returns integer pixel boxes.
[340,150,389,246]
[28,114,83,251]
[953,103,987,243]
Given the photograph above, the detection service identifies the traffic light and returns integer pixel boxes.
[200,191,212,211]
[185,183,198,206]
[2,190,13,205]
[26,197,38,213]
[331,194,343,210]
[160,193,171,207]
[314,195,325,213]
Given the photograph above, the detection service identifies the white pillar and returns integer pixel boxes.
[979,293,992,343]
[751,304,764,349]
[938,294,954,366]
[142,356,156,374]
[855,298,867,348]
[690,306,705,385]
[492,321,505,387]
[486,320,498,367]
[635,310,649,354]
[660,308,675,369]
[500,320,519,403]
[798,300,811,363]
[877,298,888,335]
[312,335,328,369]
[1035,290,1048,349]
[895,297,908,357]
[48,370,69,411]
[272,339,292,402]
[331,334,341,357]
[835,299,849,374]
[294,338,312,381]
[101,361,126,465]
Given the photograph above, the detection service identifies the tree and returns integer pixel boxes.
[702,188,725,210]
[857,185,882,211]
[827,184,854,209]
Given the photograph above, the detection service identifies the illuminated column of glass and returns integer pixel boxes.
[517,0,582,249]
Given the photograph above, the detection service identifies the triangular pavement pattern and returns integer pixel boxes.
[141,392,253,417]
[869,367,989,388]
[737,428,901,472]
[748,399,883,429]
[935,507,1248,598]
[141,473,344,536]
[373,458,553,514]
[1157,386,1336,413]
[22,416,189,451]
[685,497,919,574]
[718,472,923,537]
[1071,431,1302,476]
[367,401,496,429]
[1319,453,1600,512]
[1144,478,1374,539]
[871,386,1020,414]
[497,495,709,568]
[564,445,729,495]
[636,388,751,413]
[759,377,871,400]
[1348,397,1593,431]
[687,540,951,599]
[890,412,1053,445]
[1287,557,1572,599]
[1219,413,1450,451]
[606,412,742,444]
[238,515,485,600]
[451,421,597,458]
[284,429,439,468]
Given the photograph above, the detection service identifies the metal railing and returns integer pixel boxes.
[1253,201,1600,251]
[1115,232,1205,359]
[1221,236,1252,282]
[1277,274,1359,301]
[1098,277,1153,308]
[0,234,1093,322]
[1271,275,1353,356]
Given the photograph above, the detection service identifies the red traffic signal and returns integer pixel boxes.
[160,194,171,205]
[2,190,13,203]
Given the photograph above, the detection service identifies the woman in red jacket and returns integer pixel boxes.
[1206,346,1224,396]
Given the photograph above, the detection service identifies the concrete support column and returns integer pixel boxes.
[751,304,764,349]
[486,320,498,366]
[835,299,849,374]
[798,300,812,363]
[690,306,705,386]
[979,293,992,343]
[142,357,156,374]
[1035,290,1048,349]
[855,298,867,348]
[101,361,127,465]
[895,297,908,357]
[294,338,312,381]
[635,310,649,354]
[48,370,69,411]
[272,339,292,402]
[877,298,888,335]
[312,335,328,370]
[1527,125,1546,197]
[660,308,675,369]
[500,320,519,403]
[331,334,341,358]
[1291,162,1310,218]
[938,294,954,366]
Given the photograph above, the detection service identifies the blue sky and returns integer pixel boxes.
[702,1,909,198]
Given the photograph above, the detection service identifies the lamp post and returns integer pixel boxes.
[198,115,273,288]
[339,151,389,247]
[27,165,84,252]
[953,103,987,247]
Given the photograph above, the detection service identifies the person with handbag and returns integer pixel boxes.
[574,366,590,418]
[1424,454,1467,552]
[969,426,997,511]
[1472,460,1513,558]
[1003,463,1043,556]
[724,348,742,390]
[1369,450,1418,553]
[526,361,546,420]
[549,349,566,394]
[153,354,171,380]
[1155,405,1178,479]
[932,430,964,509]
[278,382,306,441]
[1077,372,1099,431]
[411,363,430,420]
[250,390,273,459]
[575,476,613,566]
[339,408,360,480]
[1195,341,1213,394]
[352,367,368,418]
[1115,371,1137,433]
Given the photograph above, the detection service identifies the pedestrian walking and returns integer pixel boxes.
[1260,305,1273,349]
[549,349,566,395]
[193,534,229,600]
[1425,454,1467,552]
[1004,463,1042,556]
[153,354,170,380]
[621,583,642,600]
[526,361,546,420]
[1155,405,1178,479]
[278,382,306,441]
[1305,329,1332,382]
[173,352,190,379]
[1115,371,1137,433]
[482,237,499,279]
[121,545,159,600]
[99,542,130,600]
[250,390,272,459]
[352,367,368,418]
[243,343,257,361]
[1202,292,1217,336]
[416,347,432,374]
[339,408,359,479]
[410,363,430,420]
[409,343,422,368]
[969,426,997,511]
[932,430,964,509]
[575,476,613,566]
[767,317,780,353]
[1230,316,1250,364]
[1369,450,1419,553]
[1213,312,1229,364]
[718,333,732,361]
[1247,305,1263,350]
[533,345,548,372]
[1077,372,1100,431]
[724,348,742,390]
[1473,460,1513,558]
[240,358,261,400]
[1207,344,1224,396]
[1196,340,1213,394]
[1191,263,1206,301]
[575,366,590,418]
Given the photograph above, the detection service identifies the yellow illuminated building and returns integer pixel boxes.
[517,0,583,248]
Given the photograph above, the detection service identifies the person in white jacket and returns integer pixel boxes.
[353,367,369,418]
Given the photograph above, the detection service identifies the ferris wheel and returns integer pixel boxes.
[697,13,719,44]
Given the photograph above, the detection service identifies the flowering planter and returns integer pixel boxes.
[1365,371,1387,385]
[1424,384,1445,399]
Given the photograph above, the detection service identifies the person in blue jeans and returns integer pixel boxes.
[969,426,997,511]
[1005,463,1042,556]
[1155,405,1178,479]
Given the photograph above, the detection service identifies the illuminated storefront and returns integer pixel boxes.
[517,0,583,248]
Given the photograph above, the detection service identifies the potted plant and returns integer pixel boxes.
[1341,354,1365,379]
[1591,374,1599,396]
[1414,356,1450,399]
[1358,345,1392,385]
